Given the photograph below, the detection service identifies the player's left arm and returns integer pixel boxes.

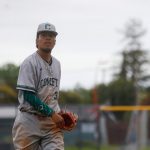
[23,90,65,127]
[23,90,55,117]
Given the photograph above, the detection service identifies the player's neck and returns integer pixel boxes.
[37,50,52,64]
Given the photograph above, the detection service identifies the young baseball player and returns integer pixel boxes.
[12,22,65,150]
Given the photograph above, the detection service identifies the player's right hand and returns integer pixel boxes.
[51,113,65,128]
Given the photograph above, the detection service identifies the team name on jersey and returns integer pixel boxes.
[40,77,58,88]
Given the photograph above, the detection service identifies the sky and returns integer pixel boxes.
[0,0,150,89]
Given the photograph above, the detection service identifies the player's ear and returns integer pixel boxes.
[36,33,40,48]
[36,38,39,48]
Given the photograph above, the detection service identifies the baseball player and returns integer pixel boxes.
[12,22,65,150]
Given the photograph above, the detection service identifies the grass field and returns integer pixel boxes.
[65,145,150,150]
[65,145,119,150]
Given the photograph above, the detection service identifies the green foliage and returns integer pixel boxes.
[74,86,92,103]
[0,63,19,89]
[114,19,150,107]
[117,19,150,87]
[60,90,82,104]
[96,84,109,104]
[118,50,149,84]
[108,79,135,120]
[96,79,136,106]
[65,145,119,150]
[0,63,19,103]
[108,79,135,106]
[59,86,92,104]
[95,79,136,120]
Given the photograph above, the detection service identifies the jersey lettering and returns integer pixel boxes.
[40,77,58,88]
[53,91,58,100]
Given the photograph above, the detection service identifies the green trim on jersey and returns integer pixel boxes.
[23,90,54,117]
[17,85,37,93]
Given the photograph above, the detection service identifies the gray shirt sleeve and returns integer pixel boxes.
[16,59,37,93]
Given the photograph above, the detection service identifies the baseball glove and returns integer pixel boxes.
[59,110,78,131]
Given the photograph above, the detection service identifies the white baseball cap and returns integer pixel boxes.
[37,22,58,36]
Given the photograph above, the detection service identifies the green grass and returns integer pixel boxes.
[65,145,119,150]
[142,148,150,150]
[65,147,96,150]
[65,145,150,150]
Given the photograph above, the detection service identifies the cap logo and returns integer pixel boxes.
[45,24,51,30]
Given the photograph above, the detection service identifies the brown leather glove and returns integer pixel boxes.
[58,110,78,131]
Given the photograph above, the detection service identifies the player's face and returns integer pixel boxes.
[37,32,56,53]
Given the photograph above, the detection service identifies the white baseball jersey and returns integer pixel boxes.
[17,51,61,114]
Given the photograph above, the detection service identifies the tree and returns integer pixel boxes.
[59,85,92,104]
[0,63,19,103]
[117,19,150,103]
[108,79,135,106]
[0,63,19,89]
[96,83,109,104]
[109,79,136,120]
[59,90,87,104]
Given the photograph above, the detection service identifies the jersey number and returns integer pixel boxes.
[53,91,58,100]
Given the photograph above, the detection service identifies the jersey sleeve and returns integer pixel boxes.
[16,60,37,93]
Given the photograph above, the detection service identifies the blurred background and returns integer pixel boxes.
[0,0,150,149]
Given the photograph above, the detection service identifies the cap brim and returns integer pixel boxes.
[38,31,58,36]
